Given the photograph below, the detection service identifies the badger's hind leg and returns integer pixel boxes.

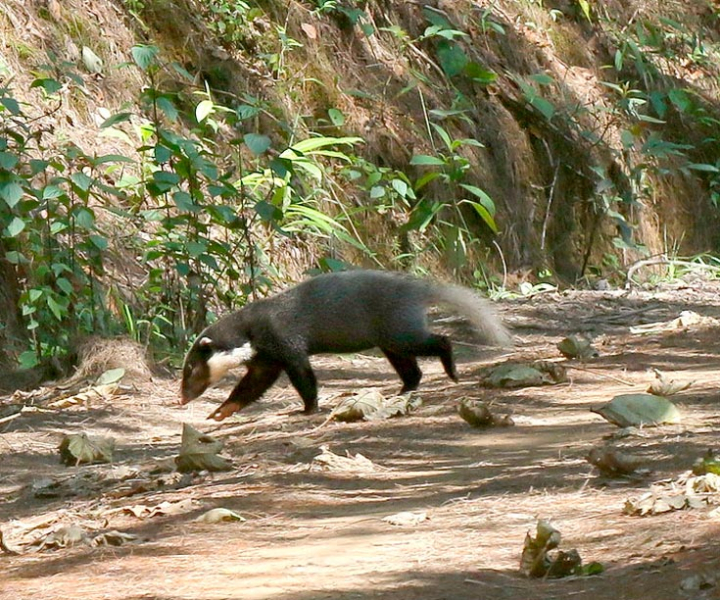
[382,333,458,391]
[382,350,422,393]
[423,334,458,382]
[386,334,458,384]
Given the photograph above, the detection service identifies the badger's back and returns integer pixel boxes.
[281,270,429,353]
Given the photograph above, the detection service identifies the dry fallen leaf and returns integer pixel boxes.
[35,525,91,550]
[458,398,493,426]
[175,424,233,473]
[557,336,598,359]
[95,368,126,386]
[520,520,561,578]
[624,491,706,516]
[59,433,115,465]
[180,423,224,455]
[124,498,195,519]
[520,520,589,578]
[481,361,567,388]
[175,453,233,473]
[0,529,20,555]
[458,398,514,428]
[545,549,583,578]
[48,383,120,409]
[195,508,246,524]
[382,511,428,526]
[81,45,103,74]
[687,472,720,494]
[586,447,644,476]
[680,573,717,592]
[330,393,380,422]
[91,530,138,547]
[300,22,317,39]
[630,310,718,334]
[148,499,196,518]
[310,445,379,474]
[123,504,152,519]
[647,369,692,396]
[592,393,681,428]
[332,391,421,422]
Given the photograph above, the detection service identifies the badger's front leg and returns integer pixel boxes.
[208,357,283,421]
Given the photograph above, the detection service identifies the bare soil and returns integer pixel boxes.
[3,282,720,600]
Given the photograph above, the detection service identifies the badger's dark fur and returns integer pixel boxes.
[180,270,511,421]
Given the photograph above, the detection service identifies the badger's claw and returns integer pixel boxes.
[207,402,242,421]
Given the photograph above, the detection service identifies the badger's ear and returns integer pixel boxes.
[198,336,213,346]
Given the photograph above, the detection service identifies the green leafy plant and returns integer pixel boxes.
[410,121,497,231]
[516,73,557,121]
[403,114,499,271]
[0,72,132,363]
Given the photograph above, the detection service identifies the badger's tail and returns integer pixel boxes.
[428,283,513,347]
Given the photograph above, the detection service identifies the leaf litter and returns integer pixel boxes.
[624,467,720,516]
[8,524,139,554]
[3,284,716,589]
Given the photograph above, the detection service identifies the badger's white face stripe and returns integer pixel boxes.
[206,342,255,384]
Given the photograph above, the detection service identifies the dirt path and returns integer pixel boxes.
[3,283,720,599]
